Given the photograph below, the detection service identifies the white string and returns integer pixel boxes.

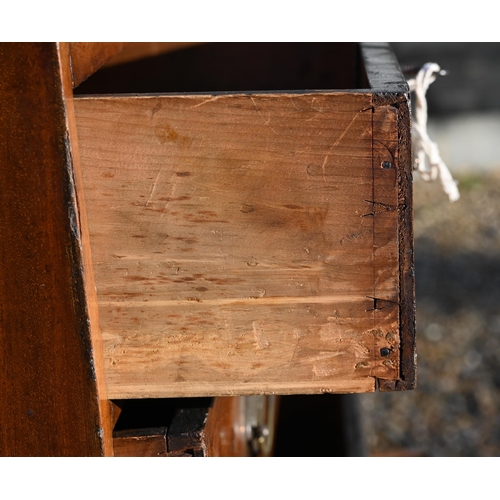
[407,62,460,202]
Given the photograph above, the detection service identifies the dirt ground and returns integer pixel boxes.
[360,168,500,456]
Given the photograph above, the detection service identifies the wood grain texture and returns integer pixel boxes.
[69,42,125,88]
[371,106,400,378]
[0,42,111,455]
[75,90,403,398]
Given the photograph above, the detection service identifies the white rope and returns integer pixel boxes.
[408,63,460,202]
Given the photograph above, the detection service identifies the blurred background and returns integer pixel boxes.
[360,42,500,457]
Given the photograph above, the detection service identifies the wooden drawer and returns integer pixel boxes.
[74,42,415,399]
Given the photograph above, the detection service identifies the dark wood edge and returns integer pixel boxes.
[360,43,409,94]
[167,404,212,455]
[359,43,416,391]
[374,92,416,392]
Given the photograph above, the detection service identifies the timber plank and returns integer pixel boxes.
[0,43,112,455]
[75,91,401,398]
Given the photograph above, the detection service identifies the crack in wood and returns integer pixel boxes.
[365,296,397,312]
[361,199,397,218]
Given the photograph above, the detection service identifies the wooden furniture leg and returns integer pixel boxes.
[0,42,113,456]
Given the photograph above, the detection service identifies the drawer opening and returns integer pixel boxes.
[112,397,213,432]
[74,42,368,95]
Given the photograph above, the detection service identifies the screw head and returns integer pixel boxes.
[380,347,391,357]
[381,161,393,169]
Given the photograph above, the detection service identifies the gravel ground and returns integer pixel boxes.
[361,169,500,457]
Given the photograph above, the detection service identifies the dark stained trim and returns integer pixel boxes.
[361,42,409,94]
[378,92,416,391]
[360,43,416,391]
